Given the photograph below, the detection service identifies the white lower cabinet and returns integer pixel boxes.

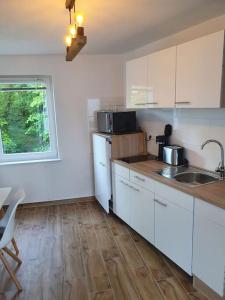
[114,176,131,225]
[130,182,155,244]
[113,173,155,244]
[193,198,225,297]
[154,194,193,275]
[113,163,196,277]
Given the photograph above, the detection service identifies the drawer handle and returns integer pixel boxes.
[120,180,140,192]
[135,102,158,105]
[154,199,167,207]
[134,175,145,182]
[175,101,191,104]
[120,180,128,186]
[128,184,140,192]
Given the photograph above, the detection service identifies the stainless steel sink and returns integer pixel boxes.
[174,172,219,186]
[156,166,219,186]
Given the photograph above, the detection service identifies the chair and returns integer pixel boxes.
[0,189,25,292]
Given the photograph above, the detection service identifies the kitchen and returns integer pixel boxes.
[1,1,225,299]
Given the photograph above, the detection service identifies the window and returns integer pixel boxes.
[0,76,59,163]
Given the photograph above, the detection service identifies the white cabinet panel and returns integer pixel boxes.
[148,46,176,108]
[154,194,193,275]
[130,183,155,244]
[176,31,224,108]
[112,162,130,180]
[126,56,153,108]
[154,181,193,212]
[113,172,155,244]
[130,170,155,192]
[114,176,132,225]
[193,198,225,297]
[93,134,111,213]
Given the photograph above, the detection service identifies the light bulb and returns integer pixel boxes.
[75,12,84,27]
[64,35,72,47]
[68,24,76,38]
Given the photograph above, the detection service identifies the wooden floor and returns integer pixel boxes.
[0,200,209,300]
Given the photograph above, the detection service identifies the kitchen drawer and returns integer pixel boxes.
[195,198,225,227]
[112,162,130,180]
[130,170,155,191]
[154,181,194,212]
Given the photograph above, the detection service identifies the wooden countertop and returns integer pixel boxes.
[114,159,225,210]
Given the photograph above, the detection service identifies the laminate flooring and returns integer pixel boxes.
[0,200,209,300]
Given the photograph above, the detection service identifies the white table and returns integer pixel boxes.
[0,187,12,209]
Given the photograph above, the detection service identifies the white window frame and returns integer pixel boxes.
[0,75,59,164]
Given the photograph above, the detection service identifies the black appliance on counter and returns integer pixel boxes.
[97,111,137,134]
[120,153,157,164]
[156,124,172,161]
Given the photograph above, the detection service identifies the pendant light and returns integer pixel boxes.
[64,0,87,61]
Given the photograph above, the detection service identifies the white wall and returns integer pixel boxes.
[126,14,225,171]
[0,54,124,203]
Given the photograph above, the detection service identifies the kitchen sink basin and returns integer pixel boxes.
[174,172,219,185]
[156,166,219,186]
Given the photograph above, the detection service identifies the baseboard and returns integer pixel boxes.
[193,276,224,300]
[16,196,96,209]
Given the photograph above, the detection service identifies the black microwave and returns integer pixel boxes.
[97,111,137,134]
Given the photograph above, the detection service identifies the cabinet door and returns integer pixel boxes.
[193,199,225,297]
[114,176,131,225]
[148,47,176,108]
[154,194,193,275]
[93,134,111,213]
[126,56,152,108]
[130,183,155,244]
[176,31,224,108]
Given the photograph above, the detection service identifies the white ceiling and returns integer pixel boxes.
[1,0,225,55]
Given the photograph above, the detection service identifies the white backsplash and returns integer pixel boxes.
[137,108,225,171]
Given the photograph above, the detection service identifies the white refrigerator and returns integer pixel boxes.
[93,134,112,213]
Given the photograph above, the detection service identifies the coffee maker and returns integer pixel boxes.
[156,124,172,161]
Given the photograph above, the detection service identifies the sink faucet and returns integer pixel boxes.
[201,139,225,179]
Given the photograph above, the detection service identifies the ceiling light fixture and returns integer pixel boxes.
[64,0,87,61]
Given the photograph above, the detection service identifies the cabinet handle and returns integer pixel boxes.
[175,101,191,104]
[99,162,105,167]
[128,184,140,192]
[134,175,145,182]
[120,180,140,192]
[120,180,128,186]
[135,102,158,105]
[154,199,167,207]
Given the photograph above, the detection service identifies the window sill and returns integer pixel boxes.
[0,158,61,166]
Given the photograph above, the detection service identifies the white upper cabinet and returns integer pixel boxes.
[126,48,176,109]
[176,31,225,108]
[126,30,225,109]
[126,56,150,108]
[148,46,176,108]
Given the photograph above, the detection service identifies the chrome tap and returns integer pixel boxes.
[201,139,225,179]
